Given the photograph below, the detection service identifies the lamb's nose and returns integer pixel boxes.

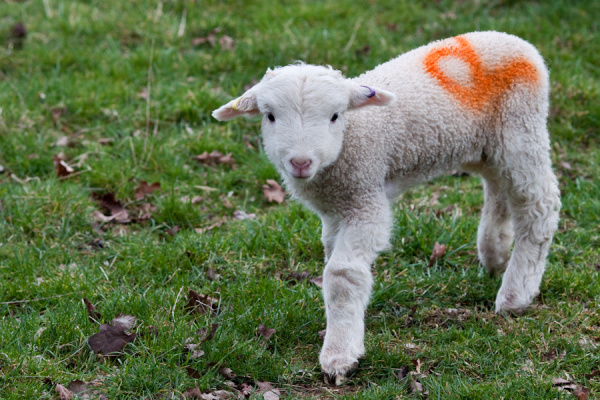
[290,157,312,170]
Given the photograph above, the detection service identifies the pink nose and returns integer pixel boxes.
[290,157,312,170]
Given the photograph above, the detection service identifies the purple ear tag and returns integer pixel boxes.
[360,85,376,98]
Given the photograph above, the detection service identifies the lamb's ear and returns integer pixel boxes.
[212,91,260,121]
[348,83,396,109]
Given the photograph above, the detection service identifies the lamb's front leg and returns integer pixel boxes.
[319,204,392,385]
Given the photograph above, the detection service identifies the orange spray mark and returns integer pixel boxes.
[423,36,539,112]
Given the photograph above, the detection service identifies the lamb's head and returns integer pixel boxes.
[213,64,396,181]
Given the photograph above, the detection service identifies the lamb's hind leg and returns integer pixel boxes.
[477,175,514,276]
[495,153,561,313]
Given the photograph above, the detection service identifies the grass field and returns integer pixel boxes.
[1,0,599,399]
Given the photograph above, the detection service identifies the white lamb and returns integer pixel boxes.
[212,31,560,384]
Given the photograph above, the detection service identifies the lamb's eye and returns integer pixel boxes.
[331,113,339,123]
[267,113,275,122]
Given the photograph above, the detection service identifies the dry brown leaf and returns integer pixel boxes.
[184,343,205,359]
[186,366,202,379]
[285,270,311,285]
[219,35,235,50]
[262,180,285,203]
[56,384,73,400]
[87,323,137,355]
[256,381,280,400]
[258,323,276,341]
[92,193,130,224]
[53,154,74,178]
[137,87,149,100]
[197,323,219,343]
[585,369,600,379]
[410,377,428,397]
[427,242,447,268]
[573,386,590,400]
[318,329,326,341]
[218,366,236,379]
[184,386,204,398]
[184,290,219,315]
[310,276,323,288]
[83,298,101,323]
[53,136,72,147]
[193,150,236,167]
[134,181,160,200]
[113,314,136,331]
[233,210,256,220]
[137,203,157,221]
[166,225,181,236]
[396,365,410,380]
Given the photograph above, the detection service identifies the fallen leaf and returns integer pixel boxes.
[573,386,590,400]
[356,45,371,57]
[195,220,226,234]
[427,242,447,268]
[184,386,204,398]
[137,203,157,221]
[92,193,130,224]
[166,225,181,236]
[87,323,137,355]
[51,106,68,125]
[193,150,236,167]
[11,22,27,40]
[219,35,235,50]
[318,329,326,341]
[310,276,323,288]
[137,87,149,100]
[113,314,136,331]
[411,358,423,375]
[191,28,220,47]
[53,136,72,147]
[218,366,236,379]
[83,298,102,323]
[65,379,108,399]
[206,268,220,281]
[186,366,202,379]
[396,365,410,380]
[233,210,256,220]
[53,154,74,178]
[256,381,280,400]
[258,323,276,342]
[134,181,160,200]
[240,383,254,396]
[262,180,285,203]
[584,369,600,379]
[56,384,73,400]
[184,343,205,359]
[184,290,219,315]
[560,161,572,170]
[11,22,26,49]
[386,23,398,32]
[285,270,311,285]
[181,195,204,204]
[410,377,428,397]
[197,323,219,343]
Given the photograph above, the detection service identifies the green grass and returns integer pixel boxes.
[1,0,599,398]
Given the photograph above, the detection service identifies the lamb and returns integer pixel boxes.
[212,31,561,385]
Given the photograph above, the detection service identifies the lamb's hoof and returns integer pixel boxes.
[323,373,346,386]
[321,355,358,386]
[495,289,534,315]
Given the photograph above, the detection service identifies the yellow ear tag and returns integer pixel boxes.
[231,97,242,111]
